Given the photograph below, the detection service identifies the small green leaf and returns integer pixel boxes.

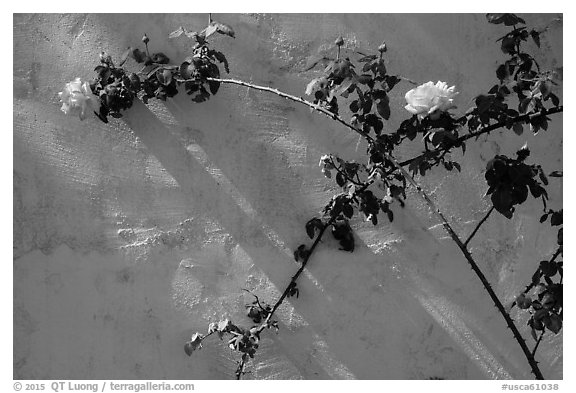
[349,100,359,113]
[386,209,394,222]
[549,93,560,107]
[179,62,195,80]
[212,51,230,73]
[217,319,230,332]
[550,210,562,226]
[538,170,548,186]
[215,22,236,38]
[500,35,517,54]
[486,13,525,26]
[151,52,170,64]
[203,23,218,38]
[491,189,514,219]
[531,269,541,285]
[530,29,541,47]
[184,342,194,356]
[169,26,185,39]
[305,218,323,239]
[156,69,173,86]
[356,74,372,85]
[496,64,509,82]
[207,63,221,94]
[544,313,562,334]
[516,294,532,309]
[343,203,353,219]
[539,260,558,277]
[512,122,524,135]
[336,172,346,187]
[130,48,147,63]
[530,325,538,341]
[376,96,390,120]
[305,224,315,239]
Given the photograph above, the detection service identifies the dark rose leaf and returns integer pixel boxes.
[184,342,194,356]
[349,100,359,113]
[486,13,525,26]
[376,96,391,120]
[550,210,562,226]
[530,29,541,47]
[130,48,147,63]
[215,22,236,38]
[491,189,514,219]
[516,294,532,309]
[342,203,353,219]
[336,172,346,187]
[544,313,562,334]
[512,122,524,135]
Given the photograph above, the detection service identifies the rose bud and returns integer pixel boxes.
[142,33,150,45]
[99,51,112,64]
[335,36,344,47]
[378,42,387,53]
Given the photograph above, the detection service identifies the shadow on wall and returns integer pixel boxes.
[121,98,520,379]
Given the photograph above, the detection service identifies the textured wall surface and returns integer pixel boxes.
[13,14,563,379]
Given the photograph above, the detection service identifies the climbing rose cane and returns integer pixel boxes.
[404,81,458,120]
[58,77,101,121]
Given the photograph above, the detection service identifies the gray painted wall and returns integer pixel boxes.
[13,14,562,379]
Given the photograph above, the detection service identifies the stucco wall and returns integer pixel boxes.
[13,13,562,379]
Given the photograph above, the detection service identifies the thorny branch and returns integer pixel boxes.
[207,77,562,174]
[464,206,495,247]
[532,331,545,357]
[235,216,336,378]
[210,76,548,379]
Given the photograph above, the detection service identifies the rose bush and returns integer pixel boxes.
[404,81,458,119]
[58,77,101,120]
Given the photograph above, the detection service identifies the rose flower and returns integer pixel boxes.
[58,77,101,120]
[404,81,458,120]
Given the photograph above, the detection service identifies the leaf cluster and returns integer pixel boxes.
[515,206,563,339]
[91,53,141,123]
[517,262,563,338]
[306,40,399,131]
[319,152,406,231]
[484,146,548,218]
[89,20,234,122]
[467,15,560,135]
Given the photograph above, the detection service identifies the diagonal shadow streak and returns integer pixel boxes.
[123,99,514,379]
[122,99,364,378]
[162,93,520,378]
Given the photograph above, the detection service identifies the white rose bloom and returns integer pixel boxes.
[404,81,458,119]
[58,77,101,120]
